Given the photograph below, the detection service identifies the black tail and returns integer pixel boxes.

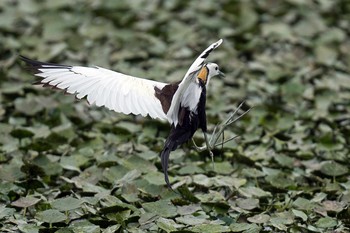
[160,127,193,190]
[160,147,173,190]
[160,111,199,189]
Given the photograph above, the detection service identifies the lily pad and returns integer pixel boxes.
[1,1,350,232]
[11,196,41,208]
[176,215,207,225]
[142,200,177,218]
[241,168,265,178]
[156,217,179,232]
[293,198,315,211]
[36,209,67,223]
[291,209,307,222]
[320,161,348,177]
[230,223,260,232]
[322,200,346,213]
[14,97,44,116]
[315,217,337,228]
[10,128,34,139]
[177,204,202,215]
[247,214,270,224]
[190,223,230,233]
[265,174,295,189]
[51,196,83,211]
[236,198,259,210]
[0,205,16,219]
[239,186,272,198]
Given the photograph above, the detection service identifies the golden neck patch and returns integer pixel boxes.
[197,66,209,84]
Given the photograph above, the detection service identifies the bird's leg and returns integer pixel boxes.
[191,138,201,150]
[192,102,251,151]
[192,134,215,169]
[203,132,215,170]
[209,102,251,147]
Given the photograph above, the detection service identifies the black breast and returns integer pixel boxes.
[165,79,207,150]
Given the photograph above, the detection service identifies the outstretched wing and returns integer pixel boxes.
[166,39,223,125]
[20,56,168,120]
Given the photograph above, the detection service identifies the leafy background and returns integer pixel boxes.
[1,0,350,232]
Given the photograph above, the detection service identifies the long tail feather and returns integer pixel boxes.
[160,148,173,190]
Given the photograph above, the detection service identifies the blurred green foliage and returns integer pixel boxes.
[1,0,350,232]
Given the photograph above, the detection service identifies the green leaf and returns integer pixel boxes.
[213,176,247,189]
[103,165,130,183]
[236,198,259,210]
[36,209,67,223]
[322,200,346,213]
[230,223,259,232]
[10,128,34,139]
[293,197,315,211]
[239,186,272,198]
[143,171,169,185]
[69,219,100,232]
[0,205,16,219]
[32,154,63,176]
[178,164,204,175]
[178,185,200,203]
[311,192,327,203]
[247,214,270,224]
[142,200,177,218]
[139,212,157,225]
[177,204,202,215]
[156,217,178,232]
[115,169,141,184]
[3,1,350,232]
[11,196,41,208]
[101,224,121,233]
[176,215,206,225]
[315,217,337,228]
[241,168,265,178]
[269,211,294,225]
[17,224,42,233]
[120,155,157,173]
[262,23,293,40]
[51,196,83,211]
[209,161,233,175]
[292,209,307,222]
[193,174,213,187]
[320,161,348,177]
[315,45,337,65]
[265,174,295,189]
[0,162,26,182]
[60,153,91,172]
[274,154,294,168]
[14,97,44,116]
[190,223,230,233]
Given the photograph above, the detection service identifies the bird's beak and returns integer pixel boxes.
[218,70,225,78]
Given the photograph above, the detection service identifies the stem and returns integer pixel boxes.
[193,102,250,152]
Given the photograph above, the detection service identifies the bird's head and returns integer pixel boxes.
[197,62,225,86]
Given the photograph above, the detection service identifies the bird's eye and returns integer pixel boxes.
[215,67,218,70]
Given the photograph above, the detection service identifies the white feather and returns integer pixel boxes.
[167,39,223,125]
[27,39,223,125]
[181,82,202,112]
[34,65,168,120]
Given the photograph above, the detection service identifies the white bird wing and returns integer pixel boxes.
[166,39,223,125]
[21,56,168,121]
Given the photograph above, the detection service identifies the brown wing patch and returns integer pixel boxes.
[154,81,180,114]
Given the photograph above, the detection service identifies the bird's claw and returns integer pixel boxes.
[209,150,215,170]
[193,101,250,153]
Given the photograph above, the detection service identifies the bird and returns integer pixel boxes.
[20,39,225,189]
